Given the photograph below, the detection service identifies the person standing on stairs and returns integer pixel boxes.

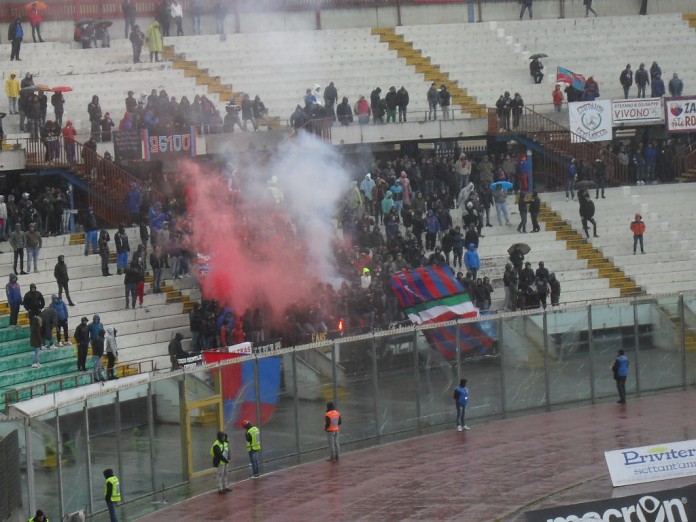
[74,316,89,371]
[9,223,26,275]
[8,16,24,62]
[30,313,43,368]
[630,213,646,255]
[5,274,22,328]
[517,191,528,233]
[529,191,541,232]
[84,207,99,255]
[25,223,41,273]
[171,0,184,36]
[98,229,112,276]
[87,95,102,142]
[27,3,45,43]
[23,283,44,320]
[115,225,130,275]
[579,191,599,238]
[50,294,71,347]
[89,315,106,383]
[146,20,163,63]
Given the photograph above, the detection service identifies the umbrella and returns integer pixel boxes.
[25,1,48,10]
[490,181,513,191]
[575,180,597,190]
[529,53,548,60]
[96,20,113,27]
[508,243,531,256]
[20,85,38,93]
[36,83,50,91]
[52,86,73,93]
[75,19,93,26]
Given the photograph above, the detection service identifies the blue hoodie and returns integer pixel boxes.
[50,295,69,321]
[89,315,105,342]
[126,184,141,214]
[425,210,440,233]
[464,243,479,270]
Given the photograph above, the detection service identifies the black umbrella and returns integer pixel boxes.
[74,19,93,26]
[20,85,38,94]
[96,20,113,27]
[508,243,531,256]
[575,180,597,190]
[529,53,548,60]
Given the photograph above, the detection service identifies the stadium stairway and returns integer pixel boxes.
[370,27,486,118]
[0,227,198,411]
[160,45,285,130]
[684,13,696,28]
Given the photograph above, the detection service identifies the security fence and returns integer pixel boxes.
[1,291,695,520]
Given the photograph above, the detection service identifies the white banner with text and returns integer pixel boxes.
[568,100,613,142]
[605,439,696,487]
[612,97,664,126]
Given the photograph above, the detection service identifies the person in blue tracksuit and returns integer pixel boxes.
[612,349,629,404]
[464,243,480,280]
[453,379,470,431]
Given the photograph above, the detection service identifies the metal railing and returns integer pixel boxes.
[488,106,629,188]
[684,147,696,176]
[19,136,166,227]
[1,359,155,413]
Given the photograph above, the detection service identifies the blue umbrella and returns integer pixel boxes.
[490,181,513,191]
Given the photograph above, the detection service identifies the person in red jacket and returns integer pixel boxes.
[630,213,646,254]
[231,321,246,344]
[27,3,44,43]
[552,84,564,112]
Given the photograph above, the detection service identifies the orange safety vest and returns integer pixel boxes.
[325,410,340,432]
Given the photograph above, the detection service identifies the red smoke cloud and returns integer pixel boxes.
[180,134,351,323]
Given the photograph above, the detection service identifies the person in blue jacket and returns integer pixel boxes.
[50,294,70,347]
[612,349,629,404]
[126,182,142,226]
[464,243,480,280]
[566,157,577,201]
[453,379,470,431]
[5,273,22,327]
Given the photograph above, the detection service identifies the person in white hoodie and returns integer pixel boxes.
[105,327,119,380]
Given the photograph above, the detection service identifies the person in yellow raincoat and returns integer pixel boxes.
[146,21,163,63]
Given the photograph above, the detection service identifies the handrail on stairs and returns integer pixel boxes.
[487,107,629,188]
[20,136,167,227]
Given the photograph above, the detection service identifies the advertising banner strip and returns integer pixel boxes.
[605,438,696,487]
[568,100,613,143]
[665,96,696,133]
[611,97,664,125]
[525,484,696,522]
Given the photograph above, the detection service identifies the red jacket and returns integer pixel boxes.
[630,220,646,235]
[27,8,42,27]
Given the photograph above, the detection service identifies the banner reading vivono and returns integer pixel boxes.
[525,484,696,522]
[605,439,696,487]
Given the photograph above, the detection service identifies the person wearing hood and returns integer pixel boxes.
[669,73,684,97]
[23,282,45,319]
[211,430,231,493]
[114,224,130,275]
[400,171,412,207]
[425,209,440,250]
[360,173,375,214]
[168,332,186,370]
[73,316,90,371]
[650,74,665,98]
[5,72,19,115]
[381,190,394,221]
[243,420,262,478]
[384,86,398,123]
[0,195,6,242]
[87,94,102,141]
[98,229,112,276]
[28,509,48,522]
[635,63,649,98]
[630,213,646,255]
[30,313,43,368]
[390,179,404,214]
[8,16,23,61]
[336,96,352,126]
[103,468,121,521]
[464,243,480,280]
[91,324,106,384]
[62,120,77,163]
[105,327,119,379]
[147,20,163,62]
[5,274,21,328]
[40,301,58,350]
[53,254,75,306]
[50,294,70,347]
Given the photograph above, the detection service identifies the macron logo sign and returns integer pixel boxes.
[605,440,696,487]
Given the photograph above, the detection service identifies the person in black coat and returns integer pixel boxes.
[336,97,353,126]
[396,86,409,122]
[74,316,90,371]
[23,283,45,319]
[8,17,23,61]
[168,332,186,370]
[529,191,541,232]
[578,191,598,238]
